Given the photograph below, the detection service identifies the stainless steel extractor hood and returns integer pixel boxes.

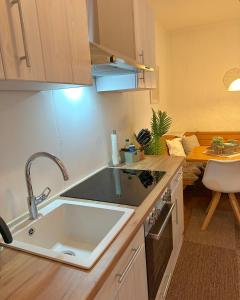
[90,42,154,77]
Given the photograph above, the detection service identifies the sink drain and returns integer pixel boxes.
[28,228,35,236]
[62,250,76,256]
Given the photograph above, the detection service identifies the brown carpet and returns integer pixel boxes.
[166,241,239,300]
[166,183,240,300]
[235,222,240,250]
[185,209,236,250]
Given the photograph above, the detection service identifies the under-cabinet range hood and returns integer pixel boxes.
[90,42,154,77]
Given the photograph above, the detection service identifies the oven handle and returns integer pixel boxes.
[149,202,175,240]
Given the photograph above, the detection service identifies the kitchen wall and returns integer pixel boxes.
[165,19,240,132]
[0,88,156,223]
[0,87,132,222]
[0,22,168,222]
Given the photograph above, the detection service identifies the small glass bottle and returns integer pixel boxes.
[125,138,130,150]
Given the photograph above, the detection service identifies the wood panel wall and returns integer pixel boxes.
[163,132,240,145]
[185,132,240,146]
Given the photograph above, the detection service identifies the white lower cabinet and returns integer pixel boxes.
[171,168,184,256]
[95,226,148,300]
[118,245,148,300]
[0,54,5,79]
[155,168,184,300]
[157,169,184,300]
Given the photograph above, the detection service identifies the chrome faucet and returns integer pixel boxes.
[25,152,69,220]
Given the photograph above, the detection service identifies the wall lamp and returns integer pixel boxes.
[223,68,240,91]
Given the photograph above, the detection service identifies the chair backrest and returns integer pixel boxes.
[202,160,240,193]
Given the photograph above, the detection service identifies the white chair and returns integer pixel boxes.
[201,160,240,230]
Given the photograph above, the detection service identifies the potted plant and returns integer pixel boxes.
[144,109,172,155]
[211,136,224,154]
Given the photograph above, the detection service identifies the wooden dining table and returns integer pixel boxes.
[187,145,240,162]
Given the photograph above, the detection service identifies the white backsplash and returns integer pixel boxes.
[0,86,156,222]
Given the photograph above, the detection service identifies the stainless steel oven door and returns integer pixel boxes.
[145,201,175,300]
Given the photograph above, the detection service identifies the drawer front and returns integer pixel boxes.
[170,168,183,193]
[95,226,145,300]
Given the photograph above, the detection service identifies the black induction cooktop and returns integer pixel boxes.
[61,168,166,207]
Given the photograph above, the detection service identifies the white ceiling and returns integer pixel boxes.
[150,0,240,31]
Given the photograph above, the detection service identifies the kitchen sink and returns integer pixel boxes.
[2,199,134,269]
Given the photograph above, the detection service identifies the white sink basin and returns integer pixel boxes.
[4,199,134,269]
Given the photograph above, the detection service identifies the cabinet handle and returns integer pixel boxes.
[171,174,183,195]
[10,0,31,68]
[139,50,144,64]
[116,245,141,284]
[138,69,145,82]
[162,273,172,299]
[175,174,183,183]
[138,50,145,83]
[175,199,178,225]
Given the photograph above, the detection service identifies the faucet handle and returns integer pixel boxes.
[42,187,51,199]
[35,187,51,204]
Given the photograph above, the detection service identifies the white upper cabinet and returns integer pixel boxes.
[0,0,91,89]
[0,0,45,81]
[134,0,156,89]
[0,54,5,79]
[35,0,92,85]
[91,0,156,91]
[96,0,137,60]
[96,0,155,67]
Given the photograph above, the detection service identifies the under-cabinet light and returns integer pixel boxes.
[64,87,84,101]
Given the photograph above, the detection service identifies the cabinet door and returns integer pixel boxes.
[0,0,45,81]
[66,0,92,84]
[132,245,149,300]
[36,0,91,84]
[118,267,136,300]
[94,227,146,300]
[0,54,5,79]
[144,1,156,89]
[171,177,184,250]
[176,178,184,236]
[132,0,145,89]
[133,0,156,89]
[118,246,148,300]
[96,0,136,60]
[133,0,145,63]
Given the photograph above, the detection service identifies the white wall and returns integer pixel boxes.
[166,19,240,132]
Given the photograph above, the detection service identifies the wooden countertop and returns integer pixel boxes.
[0,155,184,300]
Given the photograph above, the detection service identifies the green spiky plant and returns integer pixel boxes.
[145,110,172,155]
